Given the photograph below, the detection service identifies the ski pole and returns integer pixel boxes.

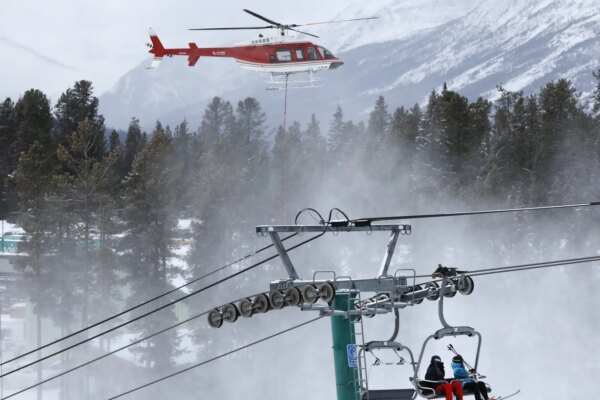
[447,344,476,371]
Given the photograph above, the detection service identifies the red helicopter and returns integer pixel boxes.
[147,9,376,88]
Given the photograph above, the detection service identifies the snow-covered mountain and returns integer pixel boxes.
[99,0,600,131]
[313,0,475,52]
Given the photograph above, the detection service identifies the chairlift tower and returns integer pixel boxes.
[208,222,477,400]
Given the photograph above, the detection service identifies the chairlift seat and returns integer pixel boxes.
[361,389,416,400]
[411,378,491,399]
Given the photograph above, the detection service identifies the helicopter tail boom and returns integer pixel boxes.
[147,29,205,67]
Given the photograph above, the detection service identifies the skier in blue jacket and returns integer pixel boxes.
[451,355,495,400]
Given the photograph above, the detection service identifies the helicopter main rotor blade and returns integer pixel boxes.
[243,9,282,27]
[289,28,319,38]
[298,16,379,27]
[189,26,275,31]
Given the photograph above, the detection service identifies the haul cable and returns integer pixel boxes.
[414,254,600,281]
[351,201,600,223]
[0,232,323,379]
[0,290,268,400]
[107,316,324,400]
[0,233,296,367]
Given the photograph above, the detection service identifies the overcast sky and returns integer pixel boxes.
[0,0,351,102]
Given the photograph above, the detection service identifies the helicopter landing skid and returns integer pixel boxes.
[266,73,324,90]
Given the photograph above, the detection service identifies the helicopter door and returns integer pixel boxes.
[307,47,320,61]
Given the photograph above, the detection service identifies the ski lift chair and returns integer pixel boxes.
[410,275,491,399]
[410,326,491,399]
[358,341,418,400]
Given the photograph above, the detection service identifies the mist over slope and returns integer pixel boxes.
[100,0,600,131]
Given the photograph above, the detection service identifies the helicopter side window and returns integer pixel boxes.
[318,46,335,60]
[295,48,305,61]
[276,49,292,62]
[307,47,320,61]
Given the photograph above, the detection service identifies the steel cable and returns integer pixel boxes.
[0,232,324,378]
[107,316,324,399]
[0,233,297,368]
[0,290,270,400]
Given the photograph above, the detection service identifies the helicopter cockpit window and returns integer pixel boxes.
[295,48,305,61]
[276,49,292,62]
[318,46,335,60]
[307,47,319,61]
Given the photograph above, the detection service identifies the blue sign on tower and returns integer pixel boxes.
[347,344,358,368]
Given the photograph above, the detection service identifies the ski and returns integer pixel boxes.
[496,389,520,400]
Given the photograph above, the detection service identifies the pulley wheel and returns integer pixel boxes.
[458,276,475,295]
[222,303,239,323]
[239,298,254,318]
[269,290,286,309]
[301,284,318,304]
[443,282,457,298]
[363,297,379,317]
[318,282,336,304]
[253,293,269,313]
[207,309,223,328]
[285,287,301,306]
[425,281,440,301]
[412,284,424,304]
[376,293,390,302]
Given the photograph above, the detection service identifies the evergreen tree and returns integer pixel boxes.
[538,79,588,199]
[479,88,531,200]
[437,85,472,191]
[367,95,391,138]
[14,89,53,155]
[199,96,235,147]
[172,120,194,211]
[122,117,144,177]
[12,142,59,400]
[235,97,267,148]
[121,121,180,386]
[327,105,346,153]
[414,89,443,197]
[0,98,17,216]
[285,121,303,203]
[108,129,121,153]
[52,121,121,398]
[388,104,422,170]
[0,98,16,160]
[54,80,105,158]
[302,114,326,167]
[54,121,121,322]
[188,97,243,277]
